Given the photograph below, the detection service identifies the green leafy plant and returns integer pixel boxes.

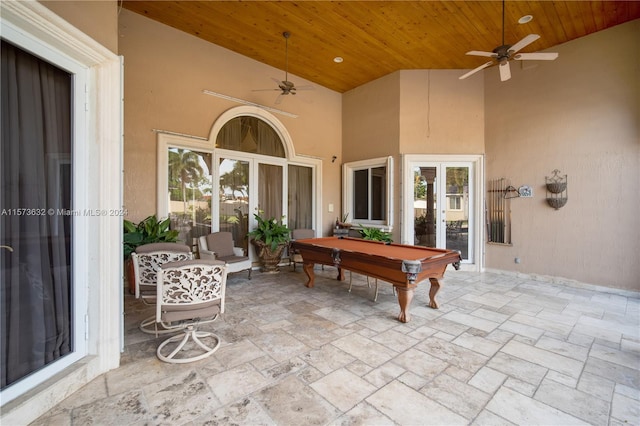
[358,225,393,243]
[414,214,428,236]
[248,212,290,251]
[123,215,179,259]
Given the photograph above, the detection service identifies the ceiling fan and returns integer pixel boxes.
[459,0,558,82]
[254,31,313,104]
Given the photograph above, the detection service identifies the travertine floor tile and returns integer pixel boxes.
[331,333,398,368]
[367,380,467,425]
[29,271,640,426]
[200,397,276,425]
[501,340,584,378]
[534,380,610,424]
[420,374,491,419]
[310,368,377,412]
[611,391,640,424]
[331,401,394,426]
[142,370,219,424]
[255,375,340,426]
[486,387,587,425]
[71,390,150,425]
[469,366,507,394]
[205,363,270,405]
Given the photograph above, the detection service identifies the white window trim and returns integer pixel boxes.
[342,156,394,230]
[0,1,122,423]
[157,106,322,237]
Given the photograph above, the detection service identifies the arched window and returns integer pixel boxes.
[216,116,285,157]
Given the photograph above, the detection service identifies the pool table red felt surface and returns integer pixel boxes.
[290,237,461,322]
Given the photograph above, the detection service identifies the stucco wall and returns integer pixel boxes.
[342,72,401,163]
[42,1,118,53]
[399,69,485,154]
[343,69,485,242]
[118,9,342,234]
[484,20,640,291]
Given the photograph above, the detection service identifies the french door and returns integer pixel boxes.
[214,153,286,260]
[404,155,482,265]
[160,138,316,263]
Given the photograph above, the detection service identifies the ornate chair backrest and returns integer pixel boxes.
[132,242,193,300]
[204,232,235,258]
[156,259,228,325]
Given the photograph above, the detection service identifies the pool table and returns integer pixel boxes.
[290,237,462,323]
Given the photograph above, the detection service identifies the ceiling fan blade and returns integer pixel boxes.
[275,93,284,105]
[252,88,281,92]
[499,61,511,81]
[509,34,540,54]
[514,52,559,61]
[466,50,496,58]
[459,61,493,80]
[294,85,314,90]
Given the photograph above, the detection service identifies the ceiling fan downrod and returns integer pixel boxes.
[283,31,290,83]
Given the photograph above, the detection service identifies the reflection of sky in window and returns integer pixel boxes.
[219,159,233,174]
[219,158,247,198]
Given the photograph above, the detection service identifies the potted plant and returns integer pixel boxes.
[414,214,428,243]
[248,212,290,273]
[335,213,352,229]
[358,225,393,243]
[123,215,180,294]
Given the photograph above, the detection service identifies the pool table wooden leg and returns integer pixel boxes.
[302,263,316,288]
[396,287,414,323]
[336,267,345,281]
[428,278,440,309]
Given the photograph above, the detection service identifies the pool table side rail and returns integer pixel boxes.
[295,237,454,261]
[291,238,461,288]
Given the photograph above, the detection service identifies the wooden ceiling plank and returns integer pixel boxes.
[121,0,640,93]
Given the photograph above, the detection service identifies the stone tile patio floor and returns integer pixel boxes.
[33,267,639,425]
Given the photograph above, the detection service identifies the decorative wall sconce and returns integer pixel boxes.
[546,169,567,209]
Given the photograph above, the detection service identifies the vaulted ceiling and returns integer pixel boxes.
[122,1,640,93]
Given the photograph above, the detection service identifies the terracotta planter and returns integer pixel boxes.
[251,240,287,273]
[125,257,136,295]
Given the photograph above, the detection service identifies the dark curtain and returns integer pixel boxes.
[216,116,285,158]
[1,40,72,389]
[258,164,283,220]
[288,165,313,229]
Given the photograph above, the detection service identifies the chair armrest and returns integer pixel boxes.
[199,248,217,261]
[233,247,245,256]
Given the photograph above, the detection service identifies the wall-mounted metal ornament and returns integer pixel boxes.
[546,169,567,209]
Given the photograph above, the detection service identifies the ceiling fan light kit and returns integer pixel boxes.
[460,1,558,82]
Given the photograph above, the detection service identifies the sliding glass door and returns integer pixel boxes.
[1,39,84,397]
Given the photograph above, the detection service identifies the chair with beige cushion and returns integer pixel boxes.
[198,232,252,279]
[131,242,193,333]
[155,259,227,363]
[289,228,315,271]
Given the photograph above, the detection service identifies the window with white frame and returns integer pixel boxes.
[448,194,462,210]
[342,156,393,228]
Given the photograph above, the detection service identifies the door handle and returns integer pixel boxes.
[1,245,14,252]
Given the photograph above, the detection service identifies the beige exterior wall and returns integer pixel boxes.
[343,69,485,242]
[342,72,401,163]
[118,9,342,234]
[484,20,640,291]
[399,69,485,154]
[42,1,118,53]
